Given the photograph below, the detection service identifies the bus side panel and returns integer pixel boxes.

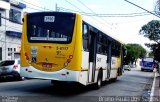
[118,45,123,76]
[96,54,107,80]
[110,57,118,78]
[79,71,88,85]
[21,14,30,67]
[66,14,82,71]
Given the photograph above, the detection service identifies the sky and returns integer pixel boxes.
[17,0,159,51]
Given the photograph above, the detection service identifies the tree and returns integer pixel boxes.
[124,44,146,65]
[148,51,154,57]
[146,43,160,61]
[139,20,160,43]
[139,20,160,62]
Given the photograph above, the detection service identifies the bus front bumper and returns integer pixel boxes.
[141,67,153,71]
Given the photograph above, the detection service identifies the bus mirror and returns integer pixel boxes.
[123,49,127,57]
[22,18,24,23]
[125,50,127,56]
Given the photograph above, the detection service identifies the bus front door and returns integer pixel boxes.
[88,31,97,83]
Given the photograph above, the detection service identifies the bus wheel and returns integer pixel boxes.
[94,71,102,89]
[112,77,117,82]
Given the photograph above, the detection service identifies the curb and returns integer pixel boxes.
[149,70,159,102]
[149,71,156,102]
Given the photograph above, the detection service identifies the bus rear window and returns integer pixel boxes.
[27,12,75,43]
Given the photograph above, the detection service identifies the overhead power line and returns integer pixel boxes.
[20,0,52,11]
[77,0,96,14]
[124,0,160,18]
[26,6,44,12]
[59,6,152,17]
[64,0,83,12]
[64,0,113,27]
[20,0,153,18]
[76,0,112,25]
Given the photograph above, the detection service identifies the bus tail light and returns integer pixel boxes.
[69,55,73,59]
[25,52,29,60]
[64,55,73,67]
[26,56,29,60]
[25,52,28,56]
[64,62,68,67]
[67,59,71,63]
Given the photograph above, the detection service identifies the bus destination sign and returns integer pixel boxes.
[44,16,55,22]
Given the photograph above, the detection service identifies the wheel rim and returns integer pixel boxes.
[98,78,101,87]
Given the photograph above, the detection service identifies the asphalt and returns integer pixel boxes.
[0,67,157,102]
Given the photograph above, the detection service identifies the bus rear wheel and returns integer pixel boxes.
[94,71,102,89]
[112,77,117,82]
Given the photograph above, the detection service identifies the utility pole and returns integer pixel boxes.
[5,10,6,60]
[55,3,60,12]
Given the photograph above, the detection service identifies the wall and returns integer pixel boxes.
[0,0,25,61]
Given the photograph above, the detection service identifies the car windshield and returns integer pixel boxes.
[0,60,15,66]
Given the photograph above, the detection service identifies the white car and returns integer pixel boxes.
[123,65,131,71]
[0,59,22,80]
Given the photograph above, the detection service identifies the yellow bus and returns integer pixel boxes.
[20,12,126,88]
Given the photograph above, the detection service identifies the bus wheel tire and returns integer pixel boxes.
[112,77,117,82]
[94,72,102,89]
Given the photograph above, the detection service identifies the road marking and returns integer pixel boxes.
[149,70,157,102]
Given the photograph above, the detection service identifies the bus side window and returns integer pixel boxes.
[111,42,115,57]
[83,23,89,51]
[97,43,102,54]
[116,44,120,57]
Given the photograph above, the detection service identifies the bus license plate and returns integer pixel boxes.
[42,63,52,68]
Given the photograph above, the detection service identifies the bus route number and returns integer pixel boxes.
[56,51,61,55]
[44,16,55,22]
[56,46,68,50]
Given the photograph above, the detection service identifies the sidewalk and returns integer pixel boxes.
[150,71,160,102]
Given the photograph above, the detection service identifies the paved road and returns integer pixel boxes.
[0,67,154,102]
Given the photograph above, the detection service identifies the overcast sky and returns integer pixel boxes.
[18,0,159,51]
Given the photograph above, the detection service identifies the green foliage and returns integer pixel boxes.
[148,51,154,57]
[153,44,160,62]
[146,43,160,62]
[124,44,146,65]
[139,20,160,62]
[139,20,160,43]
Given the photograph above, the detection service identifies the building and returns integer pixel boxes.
[0,0,26,61]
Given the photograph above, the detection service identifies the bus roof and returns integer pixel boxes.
[27,11,76,16]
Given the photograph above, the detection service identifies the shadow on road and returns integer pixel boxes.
[29,84,94,97]
[0,77,22,82]
[27,81,114,97]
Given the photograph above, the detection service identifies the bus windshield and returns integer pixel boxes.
[27,12,75,43]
